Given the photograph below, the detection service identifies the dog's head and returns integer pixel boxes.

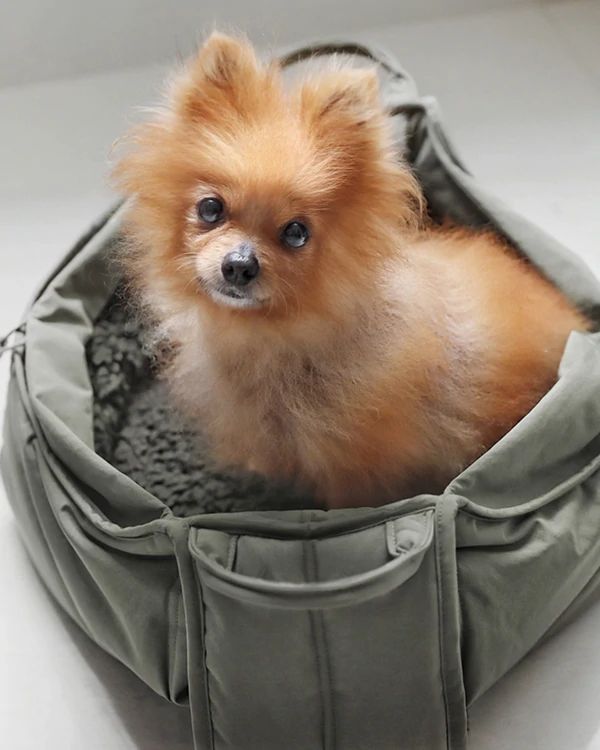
[114,33,422,323]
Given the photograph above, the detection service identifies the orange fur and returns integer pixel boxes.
[113,33,589,508]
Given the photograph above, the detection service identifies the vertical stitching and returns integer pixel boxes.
[435,498,451,749]
[168,523,216,750]
[303,536,337,750]
[435,496,466,750]
[167,574,183,701]
[302,539,324,749]
[311,540,337,750]
[197,578,217,750]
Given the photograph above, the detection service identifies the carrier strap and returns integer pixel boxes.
[277,38,419,103]
[278,39,414,81]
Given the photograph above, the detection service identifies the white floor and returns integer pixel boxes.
[1,1,600,748]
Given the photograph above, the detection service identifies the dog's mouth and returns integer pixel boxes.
[198,279,267,310]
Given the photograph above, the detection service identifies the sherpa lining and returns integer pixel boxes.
[87,293,315,517]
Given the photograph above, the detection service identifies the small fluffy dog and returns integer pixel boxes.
[114,33,589,508]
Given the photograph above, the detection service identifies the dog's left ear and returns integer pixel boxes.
[173,32,264,121]
[301,68,380,127]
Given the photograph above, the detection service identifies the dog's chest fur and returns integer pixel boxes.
[179,310,399,481]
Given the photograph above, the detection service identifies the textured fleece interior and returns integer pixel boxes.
[87,294,316,517]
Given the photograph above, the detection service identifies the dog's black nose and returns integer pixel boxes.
[221,244,260,287]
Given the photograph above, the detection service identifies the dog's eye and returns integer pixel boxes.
[280,220,310,249]
[197,197,225,225]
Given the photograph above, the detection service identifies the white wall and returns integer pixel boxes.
[0,0,534,88]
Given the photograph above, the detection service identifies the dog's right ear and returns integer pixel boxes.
[172,32,263,121]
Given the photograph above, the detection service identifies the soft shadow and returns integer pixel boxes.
[468,596,600,750]
[21,546,194,750]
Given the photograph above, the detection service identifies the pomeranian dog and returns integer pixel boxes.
[114,32,589,508]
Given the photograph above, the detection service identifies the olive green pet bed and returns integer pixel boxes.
[3,41,600,750]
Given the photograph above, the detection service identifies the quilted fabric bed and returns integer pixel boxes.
[2,40,600,750]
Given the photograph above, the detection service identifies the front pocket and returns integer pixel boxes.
[188,504,466,750]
